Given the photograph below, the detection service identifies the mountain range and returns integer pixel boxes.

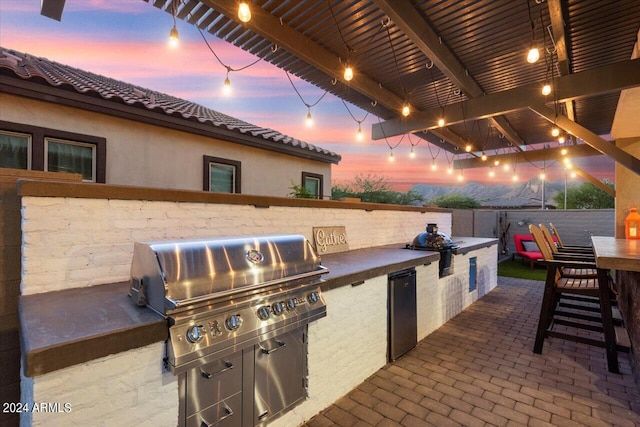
[410,178,578,208]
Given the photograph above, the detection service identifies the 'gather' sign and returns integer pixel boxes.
[313,226,349,254]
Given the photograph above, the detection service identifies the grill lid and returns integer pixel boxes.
[129,234,324,314]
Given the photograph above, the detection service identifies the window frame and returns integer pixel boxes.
[0,120,106,183]
[203,155,241,194]
[302,172,324,200]
[0,130,32,170]
[44,137,97,182]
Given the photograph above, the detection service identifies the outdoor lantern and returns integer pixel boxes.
[625,208,640,239]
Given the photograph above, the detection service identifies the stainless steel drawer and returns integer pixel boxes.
[186,392,242,427]
[186,350,243,416]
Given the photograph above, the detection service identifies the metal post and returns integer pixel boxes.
[564,171,567,209]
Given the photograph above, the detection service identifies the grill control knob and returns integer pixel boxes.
[272,301,285,316]
[186,325,204,343]
[257,306,271,320]
[286,298,297,310]
[308,291,320,304]
[225,314,241,331]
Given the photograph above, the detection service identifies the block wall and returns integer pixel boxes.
[22,343,177,427]
[21,196,451,295]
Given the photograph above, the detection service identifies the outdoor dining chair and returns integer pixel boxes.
[529,224,622,373]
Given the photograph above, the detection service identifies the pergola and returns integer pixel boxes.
[41,0,640,194]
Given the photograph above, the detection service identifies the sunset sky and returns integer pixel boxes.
[0,0,616,191]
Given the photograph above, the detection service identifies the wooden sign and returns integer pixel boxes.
[313,226,349,254]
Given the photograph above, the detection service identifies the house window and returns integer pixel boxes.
[302,172,323,199]
[0,130,31,170]
[0,121,106,183]
[45,138,96,182]
[203,155,241,193]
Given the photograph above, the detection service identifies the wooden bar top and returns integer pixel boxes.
[591,236,640,272]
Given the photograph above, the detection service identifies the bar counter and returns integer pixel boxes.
[591,236,640,272]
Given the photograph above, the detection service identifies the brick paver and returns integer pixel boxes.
[303,277,640,426]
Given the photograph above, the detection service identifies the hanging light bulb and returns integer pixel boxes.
[388,149,395,162]
[344,62,354,82]
[527,44,540,64]
[503,163,510,171]
[222,73,231,96]
[570,171,577,178]
[457,173,464,182]
[409,146,416,159]
[512,174,519,182]
[494,159,500,166]
[561,148,568,156]
[401,102,411,117]
[551,127,560,137]
[540,172,546,181]
[238,2,251,23]
[465,143,472,153]
[437,117,445,127]
[447,165,453,174]
[430,160,437,171]
[481,152,487,161]
[305,108,313,127]
[563,158,572,168]
[558,135,565,144]
[488,168,495,177]
[541,83,552,96]
[356,124,364,141]
[168,25,179,48]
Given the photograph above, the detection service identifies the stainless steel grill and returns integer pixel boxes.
[129,234,328,427]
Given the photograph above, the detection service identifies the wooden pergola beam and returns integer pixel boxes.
[454,143,602,170]
[40,0,66,21]
[529,103,640,176]
[372,58,640,139]
[572,166,616,197]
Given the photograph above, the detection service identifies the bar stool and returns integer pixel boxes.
[529,224,621,373]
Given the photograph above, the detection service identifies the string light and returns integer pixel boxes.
[168,0,179,48]
[558,135,565,144]
[512,174,519,182]
[481,152,487,161]
[465,143,472,153]
[488,168,495,177]
[401,102,411,117]
[409,145,416,158]
[503,162,510,171]
[494,159,500,166]
[540,171,546,181]
[344,62,354,81]
[222,71,231,96]
[447,165,453,174]
[356,124,364,141]
[560,148,568,156]
[388,149,395,162]
[306,108,313,127]
[238,2,251,23]
[541,83,552,96]
[437,117,445,127]
[527,44,540,64]
[457,173,464,182]
[431,160,437,171]
[551,127,560,137]
[169,25,179,48]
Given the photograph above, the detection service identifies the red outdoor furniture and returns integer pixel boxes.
[513,234,543,268]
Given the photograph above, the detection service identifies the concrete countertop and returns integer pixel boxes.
[19,238,497,377]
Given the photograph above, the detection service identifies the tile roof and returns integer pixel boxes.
[0,47,341,163]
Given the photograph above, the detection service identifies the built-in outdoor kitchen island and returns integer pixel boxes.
[16,179,497,427]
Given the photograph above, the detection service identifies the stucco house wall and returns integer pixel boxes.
[0,93,332,198]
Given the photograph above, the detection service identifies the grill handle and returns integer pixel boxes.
[259,339,286,355]
[200,405,233,427]
[200,361,233,379]
[166,265,328,310]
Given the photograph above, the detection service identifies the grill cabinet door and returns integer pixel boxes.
[254,328,306,424]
